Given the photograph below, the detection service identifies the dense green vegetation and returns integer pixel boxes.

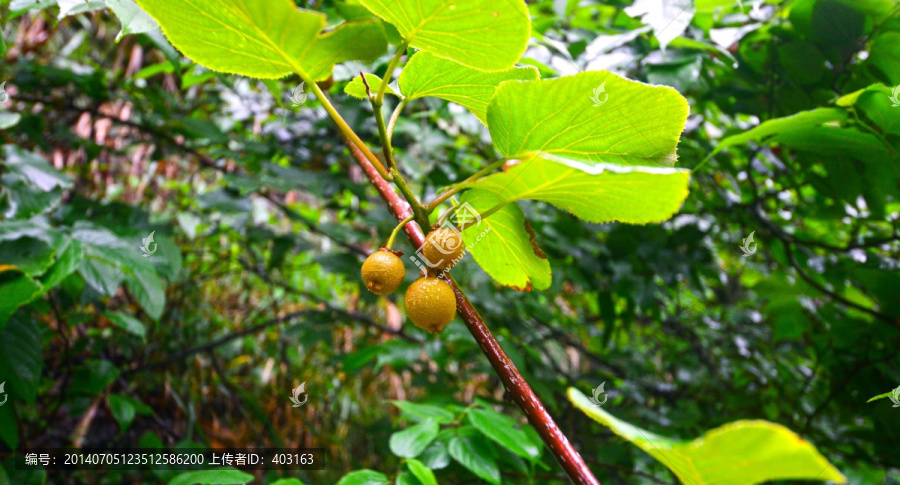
[0,0,898,484]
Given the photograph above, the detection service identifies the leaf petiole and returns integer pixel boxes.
[385,215,415,249]
[387,98,408,140]
[427,159,507,213]
[305,79,393,181]
[375,42,407,107]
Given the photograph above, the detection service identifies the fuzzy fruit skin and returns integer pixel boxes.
[421,227,465,271]
[361,250,405,296]
[405,277,457,334]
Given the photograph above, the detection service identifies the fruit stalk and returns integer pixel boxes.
[344,138,601,485]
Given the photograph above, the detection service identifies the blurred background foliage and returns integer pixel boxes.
[0,0,899,483]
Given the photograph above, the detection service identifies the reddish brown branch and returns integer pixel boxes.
[345,139,600,485]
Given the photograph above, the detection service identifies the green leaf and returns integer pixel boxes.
[0,112,21,130]
[0,313,43,405]
[487,71,688,168]
[0,176,63,218]
[0,395,18,449]
[456,72,691,289]
[0,235,65,276]
[0,270,43,327]
[399,51,538,124]
[867,32,900,83]
[107,394,137,432]
[419,438,451,469]
[467,408,541,460]
[392,401,456,424]
[335,470,389,485]
[58,0,106,18]
[135,0,387,80]
[459,190,551,291]
[843,84,900,136]
[168,468,255,485]
[405,458,437,485]
[448,429,500,484]
[303,20,389,81]
[568,388,847,485]
[625,0,694,51]
[69,359,120,396]
[344,73,398,99]
[358,0,531,71]
[389,418,440,458]
[2,145,73,192]
[267,480,306,485]
[464,159,690,224]
[39,238,84,291]
[104,312,148,340]
[696,0,738,14]
[341,345,380,372]
[711,108,848,156]
[9,0,57,19]
[106,0,159,41]
[867,387,899,404]
[125,266,166,321]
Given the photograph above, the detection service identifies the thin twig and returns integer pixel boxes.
[125,310,318,375]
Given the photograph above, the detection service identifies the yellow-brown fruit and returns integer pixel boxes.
[421,227,465,271]
[405,277,457,334]
[361,250,405,295]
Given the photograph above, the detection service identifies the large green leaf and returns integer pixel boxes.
[268,480,306,485]
[839,84,900,136]
[867,32,900,83]
[168,469,254,485]
[106,394,152,432]
[0,394,18,449]
[0,236,65,277]
[58,0,105,18]
[710,104,900,216]
[335,470,389,485]
[39,238,84,291]
[448,428,500,484]
[358,0,530,71]
[72,224,167,319]
[303,20,388,80]
[568,388,847,485]
[399,51,539,124]
[0,270,42,328]
[125,266,166,321]
[0,112,21,130]
[0,314,43,405]
[107,394,137,432]
[2,145,73,192]
[106,0,159,41]
[135,0,386,80]
[392,401,456,424]
[69,359,121,396]
[457,71,690,288]
[405,458,438,485]
[459,189,551,290]
[487,71,688,168]
[104,311,148,340]
[389,418,440,458]
[464,159,690,224]
[467,407,541,460]
[711,108,849,156]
